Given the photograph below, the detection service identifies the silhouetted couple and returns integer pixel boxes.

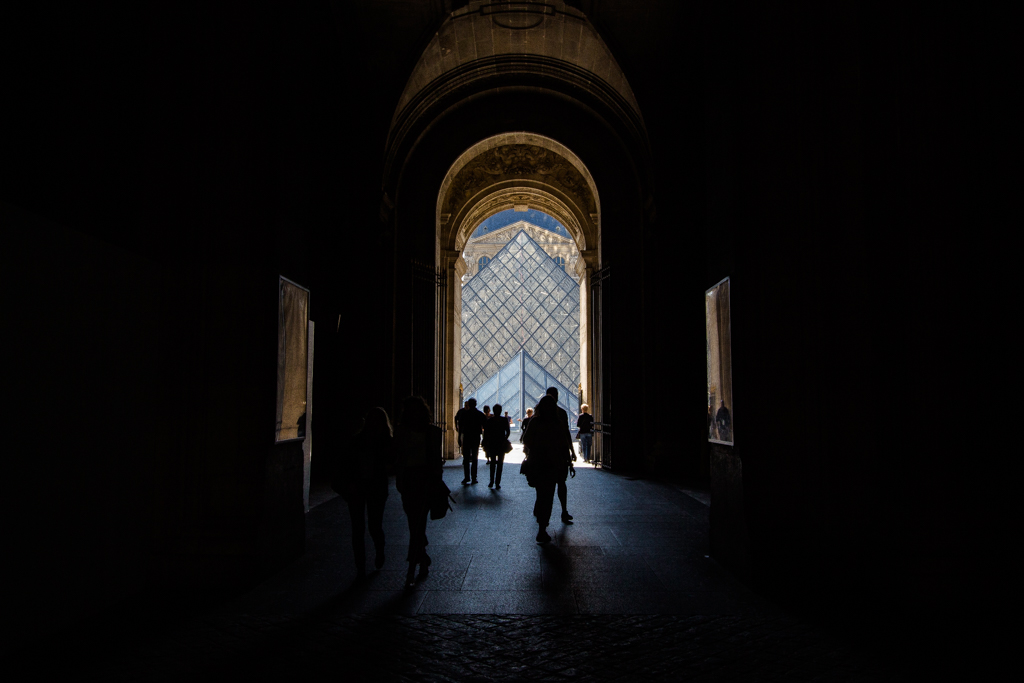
[455,398,510,488]
[337,397,442,587]
[522,388,576,543]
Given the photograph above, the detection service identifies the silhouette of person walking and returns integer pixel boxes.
[482,402,511,488]
[454,398,485,485]
[522,395,575,543]
[545,387,576,523]
[393,395,443,587]
[335,407,393,579]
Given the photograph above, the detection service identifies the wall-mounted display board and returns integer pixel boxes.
[706,277,734,445]
[276,277,309,442]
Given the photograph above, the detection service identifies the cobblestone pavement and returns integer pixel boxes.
[17,449,906,680]
[97,613,901,681]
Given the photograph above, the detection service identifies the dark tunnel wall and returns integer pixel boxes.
[1,0,1000,655]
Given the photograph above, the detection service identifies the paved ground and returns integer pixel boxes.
[18,446,907,680]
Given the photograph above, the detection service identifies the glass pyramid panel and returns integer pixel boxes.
[461,229,580,396]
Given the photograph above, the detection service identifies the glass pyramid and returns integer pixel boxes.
[462,229,581,426]
[467,349,579,429]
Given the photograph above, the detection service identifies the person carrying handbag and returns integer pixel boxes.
[521,395,574,542]
[481,402,511,489]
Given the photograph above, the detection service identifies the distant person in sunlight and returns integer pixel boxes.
[482,402,511,489]
[522,395,575,543]
[519,408,534,441]
[577,404,594,463]
[455,398,486,486]
[394,396,444,587]
[335,407,393,579]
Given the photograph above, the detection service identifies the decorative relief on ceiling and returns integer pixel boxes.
[444,145,596,216]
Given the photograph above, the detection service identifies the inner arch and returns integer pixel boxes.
[437,132,600,260]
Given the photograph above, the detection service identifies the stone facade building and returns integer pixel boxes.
[460,219,582,284]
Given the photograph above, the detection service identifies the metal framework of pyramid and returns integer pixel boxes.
[468,350,579,429]
[461,229,581,426]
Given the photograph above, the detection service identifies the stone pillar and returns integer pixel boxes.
[578,248,599,415]
[441,249,467,459]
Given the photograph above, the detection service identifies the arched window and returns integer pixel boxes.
[553,255,566,271]
[478,256,491,270]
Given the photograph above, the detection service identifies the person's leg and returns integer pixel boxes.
[534,481,555,541]
[348,494,367,575]
[461,437,472,483]
[494,451,504,487]
[558,478,573,522]
[367,492,387,569]
[405,495,430,561]
[581,434,591,461]
[469,437,480,482]
[402,493,425,584]
[417,503,431,570]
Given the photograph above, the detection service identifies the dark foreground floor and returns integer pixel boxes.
[15,451,908,681]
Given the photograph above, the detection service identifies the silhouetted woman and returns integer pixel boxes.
[340,407,394,578]
[482,402,511,489]
[393,395,443,587]
[522,395,573,543]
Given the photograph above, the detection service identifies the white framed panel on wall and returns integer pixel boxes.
[276,276,309,443]
[706,277,734,445]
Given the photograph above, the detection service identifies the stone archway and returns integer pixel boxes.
[382,2,654,467]
[436,133,601,458]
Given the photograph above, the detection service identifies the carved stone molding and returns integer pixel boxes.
[453,185,585,252]
[441,248,464,274]
[437,133,600,266]
[444,144,597,218]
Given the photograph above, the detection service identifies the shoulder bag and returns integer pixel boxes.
[519,457,534,487]
[430,478,455,520]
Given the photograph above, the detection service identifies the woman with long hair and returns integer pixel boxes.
[393,395,444,587]
[482,402,510,489]
[335,407,393,578]
[522,395,574,543]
